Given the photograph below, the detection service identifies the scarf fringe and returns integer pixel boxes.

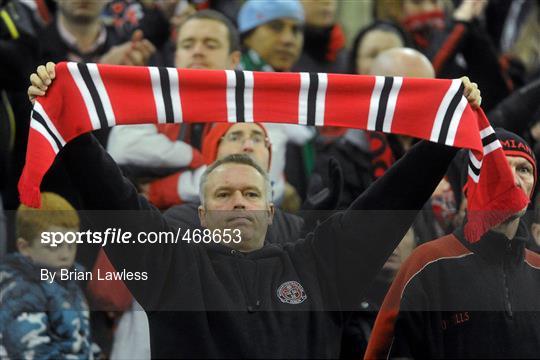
[464,193,526,243]
[18,184,41,208]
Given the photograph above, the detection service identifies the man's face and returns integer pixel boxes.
[244,19,304,71]
[508,156,535,199]
[216,124,270,171]
[57,0,105,24]
[19,226,77,269]
[199,163,274,251]
[356,30,404,75]
[501,155,535,222]
[175,18,240,70]
[301,0,337,28]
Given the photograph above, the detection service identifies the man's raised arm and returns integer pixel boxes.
[60,133,195,310]
[311,139,458,309]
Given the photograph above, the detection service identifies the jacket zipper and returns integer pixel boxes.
[502,241,513,318]
[234,259,261,313]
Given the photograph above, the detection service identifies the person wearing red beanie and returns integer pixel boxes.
[146,122,272,209]
[202,123,271,169]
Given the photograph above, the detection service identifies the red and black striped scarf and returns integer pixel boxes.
[19,62,528,242]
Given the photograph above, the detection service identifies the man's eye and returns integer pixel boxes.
[246,192,259,198]
[205,40,219,49]
[519,166,532,174]
[292,25,304,35]
[216,192,229,198]
[251,135,264,144]
[180,41,193,49]
[268,22,284,32]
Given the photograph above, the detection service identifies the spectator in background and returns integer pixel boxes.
[366,129,540,359]
[38,0,155,65]
[237,0,316,207]
[0,192,98,359]
[238,0,304,72]
[350,21,410,75]
[485,0,540,83]
[102,0,171,51]
[107,10,240,201]
[292,0,348,73]
[375,0,510,112]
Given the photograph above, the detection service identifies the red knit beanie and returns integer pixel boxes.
[201,123,272,170]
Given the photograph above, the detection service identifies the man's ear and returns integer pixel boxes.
[16,238,31,255]
[267,203,275,225]
[229,50,241,68]
[532,223,540,246]
[198,205,207,228]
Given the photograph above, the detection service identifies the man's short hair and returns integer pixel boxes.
[16,192,79,243]
[178,9,240,53]
[199,154,272,204]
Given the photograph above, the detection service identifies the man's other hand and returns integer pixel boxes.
[28,62,56,105]
[461,76,482,109]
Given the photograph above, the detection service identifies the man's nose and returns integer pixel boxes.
[280,27,296,44]
[242,139,255,152]
[58,245,71,260]
[231,191,247,209]
[192,42,206,55]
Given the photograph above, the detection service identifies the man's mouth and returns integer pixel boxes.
[188,63,209,69]
[226,215,254,225]
[274,50,295,59]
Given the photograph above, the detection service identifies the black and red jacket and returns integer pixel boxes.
[366,221,540,359]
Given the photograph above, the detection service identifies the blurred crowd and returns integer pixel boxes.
[1,0,539,359]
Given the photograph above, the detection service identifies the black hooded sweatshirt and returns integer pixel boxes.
[61,134,456,358]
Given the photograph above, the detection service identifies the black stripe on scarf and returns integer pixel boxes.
[438,83,464,144]
[32,111,62,151]
[77,63,108,130]
[307,73,319,126]
[235,70,245,123]
[468,159,481,176]
[482,133,498,147]
[375,77,394,132]
[159,67,174,124]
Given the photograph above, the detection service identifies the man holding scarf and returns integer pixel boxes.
[25,59,483,358]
